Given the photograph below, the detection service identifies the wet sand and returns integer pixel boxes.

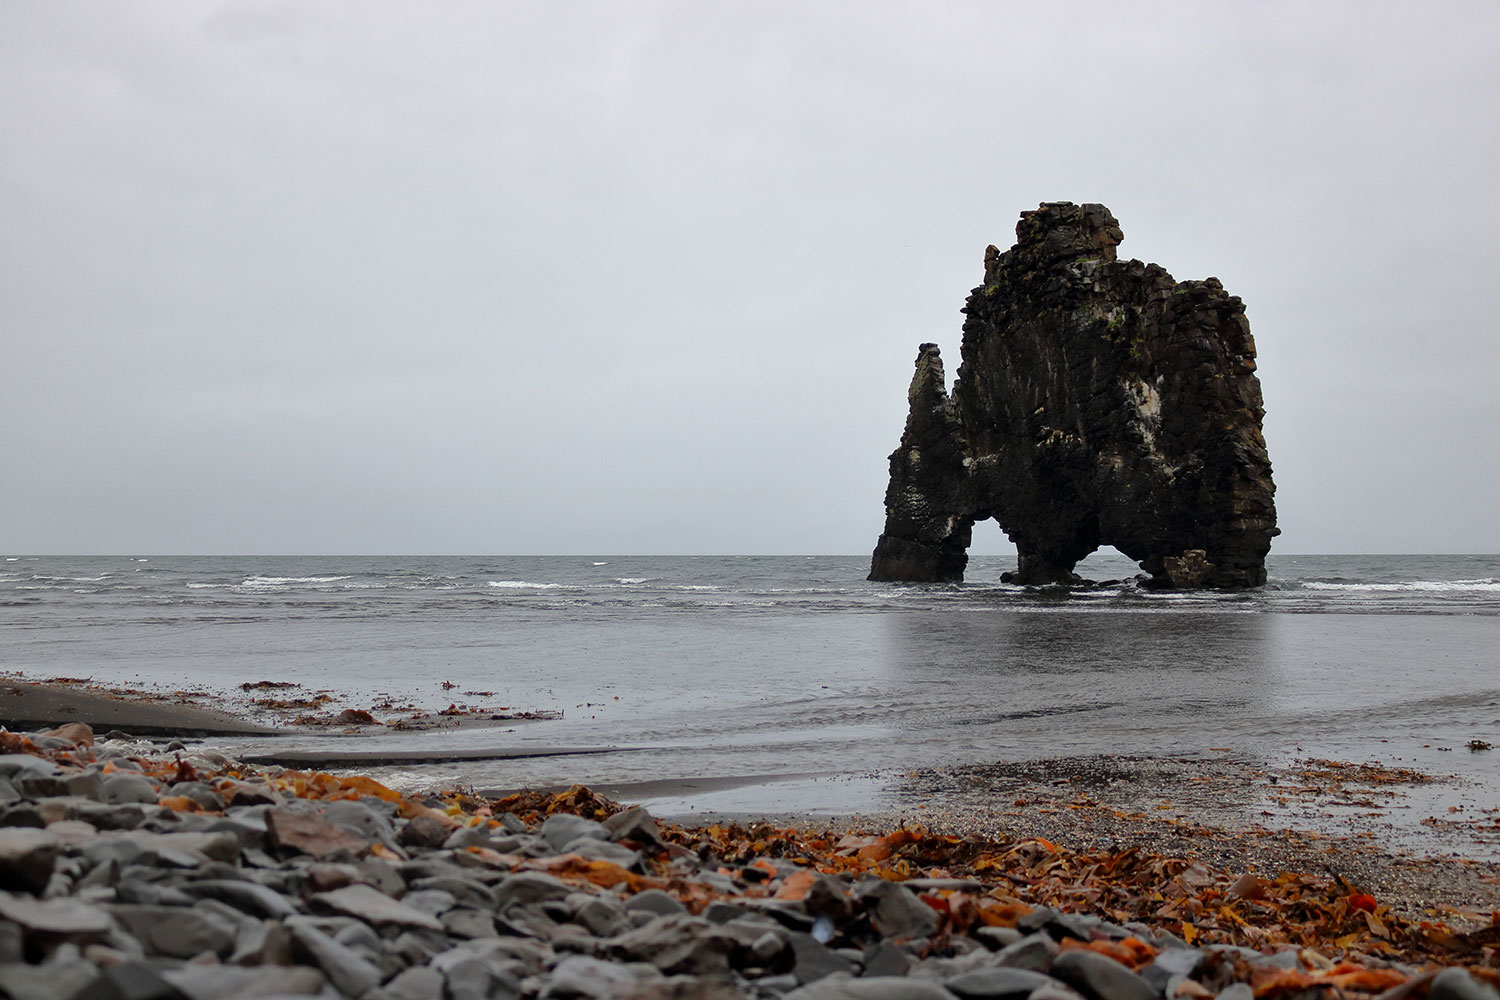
[0,679,280,736]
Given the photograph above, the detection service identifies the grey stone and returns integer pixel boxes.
[0,803,46,828]
[311,882,444,930]
[72,803,147,831]
[64,771,104,802]
[608,913,737,976]
[72,959,190,1000]
[443,823,499,850]
[102,774,161,806]
[113,877,194,907]
[0,918,22,963]
[624,888,686,917]
[1248,949,1297,971]
[974,927,1022,950]
[944,967,1057,1000]
[197,817,265,851]
[1431,968,1500,1000]
[106,903,236,958]
[0,959,106,1000]
[0,827,62,894]
[539,814,608,853]
[0,755,66,783]
[788,931,856,984]
[0,890,113,934]
[493,871,574,911]
[174,879,298,919]
[398,887,456,916]
[727,898,815,933]
[332,919,384,954]
[1142,947,1203,992]
[862,941,911,978]
[1027,986,1087,1000]
[167,782,225,813]
[396,813,448,850]
[409,874,496,909]
[373,966,446,1000]
[130,831,240,865]
[82,837,143,868]
[570,893,628,937]
[782,974,958,1000]
[162,963,327,998]
[287,919,382,997]
[541,954,652,999]
[862,880,940,940]
[1049,950,1156,1000]
[443,906,499,939]
[993,933,1058,972]
[322,799,402,855]
[436,956,496,1000]
[228,919,295,966]
[560,836,640,868]
[602,806,665,848]
[1017,907,1095,944]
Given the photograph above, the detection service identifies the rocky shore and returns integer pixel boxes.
[3,722,1499,1000]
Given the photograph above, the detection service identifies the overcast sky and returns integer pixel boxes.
[3,1,1497,555]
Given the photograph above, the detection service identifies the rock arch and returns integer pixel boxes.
[869,203,1277,589]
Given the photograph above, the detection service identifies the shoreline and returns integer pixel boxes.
[5,677,1500,921]
[1,718,1499,998]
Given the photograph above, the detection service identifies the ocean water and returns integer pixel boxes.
[3,552,1498,838]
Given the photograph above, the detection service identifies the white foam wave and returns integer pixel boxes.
[614,577,653,585]
[247,575,352,585]
[593,561,608,566]
[1303,578,1500,593]
[488,580,565,590]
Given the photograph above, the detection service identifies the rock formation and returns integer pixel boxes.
[870,202,1277,589]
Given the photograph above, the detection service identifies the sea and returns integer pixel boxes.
[3,552,1498,852]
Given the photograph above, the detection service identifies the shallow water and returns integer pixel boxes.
[3,552,1498,848]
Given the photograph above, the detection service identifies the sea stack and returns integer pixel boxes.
[870,202,1277,589]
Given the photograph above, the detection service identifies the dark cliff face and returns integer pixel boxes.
[869,202,1277,589]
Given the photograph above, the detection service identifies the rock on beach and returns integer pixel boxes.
[0,720,1497,1000]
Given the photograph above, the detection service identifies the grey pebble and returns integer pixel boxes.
[1050,950,1156,1000]
[1431,968,1500,1000]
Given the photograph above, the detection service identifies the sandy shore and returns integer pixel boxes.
[0,678,281,736]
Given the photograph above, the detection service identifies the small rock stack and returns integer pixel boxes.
[1,724,1496,1000]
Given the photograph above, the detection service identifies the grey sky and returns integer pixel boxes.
[3,1,1496,555]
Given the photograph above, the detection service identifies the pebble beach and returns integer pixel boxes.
[2,683,1499,1000]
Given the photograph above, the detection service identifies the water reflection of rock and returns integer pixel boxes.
[872,608,1273,755]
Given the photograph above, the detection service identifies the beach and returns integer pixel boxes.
[3,690,1500,998]
[5,677,1500,914]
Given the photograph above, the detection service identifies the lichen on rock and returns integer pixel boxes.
[870,202,1277,589]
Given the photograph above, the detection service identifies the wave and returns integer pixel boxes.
[488,580,566,590]
[614,577,653,585]
[1303,578,1500,592]
[245,575,353,585]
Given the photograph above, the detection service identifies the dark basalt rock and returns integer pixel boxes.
[870,202,1277,589]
